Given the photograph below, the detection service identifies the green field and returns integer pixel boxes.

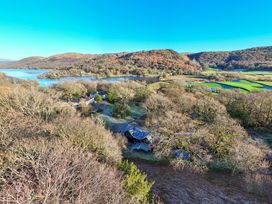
[201,68,272,76]
[256,81,272,86]
[203,82,222,89]
[218,80,265,91]
[198,80,272,92]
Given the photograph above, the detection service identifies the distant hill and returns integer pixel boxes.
[5,46,272,72]
[189,46,272,70]
[0,59,14,65]
[74,49,200,73]
[0,53,96,69]
[0,50,201,73]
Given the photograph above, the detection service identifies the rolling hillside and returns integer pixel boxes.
[0,50,201,73]
[189,46,272,70]
[3,46,272,72]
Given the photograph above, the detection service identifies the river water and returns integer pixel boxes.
[0,69,148,86]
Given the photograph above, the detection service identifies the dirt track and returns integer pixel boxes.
[133,160,271,204]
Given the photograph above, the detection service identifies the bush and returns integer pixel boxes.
[113,101,130,119]
[109,84,135,102]
[142,93,173,114]
[221,91,272,129]
[95,94,103,103]
[97,82,111,92]
[193,96,226,123]
[107,92,120,103]
[79,98,92,116]
[118,160,153,203]
[211,140,269,174]
[79,81,97,93]
[55,117,122,163]
[134,87,150,103]
[0,140,128,204]
[55,81,87,99]
[229,140,269,173]
[0,86,75,122]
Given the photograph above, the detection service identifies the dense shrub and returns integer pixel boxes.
[0,86,75,122]
[193,96,226,123]
[79,98,92,116]
[55,117,122,163]
[95,94,103,103]
[0,77,154,204]
[118,160,153,203]
[134,86,151,103]
[109,83,135,102]
[113,101,130,119]
[228,140,269,173]
[79,81,97,93]
[54,81,87,99]
[143,81,268,174]
[107,91,120,103]
[142,93,173,115]
[0,141,128,204]
[221,91,272,129]
[160,81,186,101]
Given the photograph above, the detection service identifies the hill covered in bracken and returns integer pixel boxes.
[77,49,200,73]
[189,46,272,70]
[4,46,272,73]
[0,49,201,74]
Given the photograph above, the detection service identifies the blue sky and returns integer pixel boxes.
[0,0,272,59]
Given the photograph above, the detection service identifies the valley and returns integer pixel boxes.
[0,47,272,204]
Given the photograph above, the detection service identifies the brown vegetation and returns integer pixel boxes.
[220,91,272,129]
[1,49,202,77]
[1,73,271,203]
[0,141,127,204]
[142,81,271,174]
[0,76,154,204]
[189,46,272,70]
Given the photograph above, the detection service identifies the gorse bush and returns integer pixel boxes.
[118,160,153,203]
[107,91,120,103]
[95,94,103,103]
